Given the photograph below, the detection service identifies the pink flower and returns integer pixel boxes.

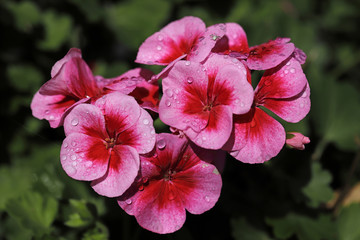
[31,48,156,127]
[286,132,310,150]
[135,16,227,77]
[118,133,222,234]
[213,23,297,70]
[159,53,254,150]
[60,92,156,197]
[227,57,310,163]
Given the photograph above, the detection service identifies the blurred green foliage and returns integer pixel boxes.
[0,0,359,239]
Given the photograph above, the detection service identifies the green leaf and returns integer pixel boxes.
[6,192,58,238]
[302,162,334,208]
[6,1,41,32]
[82,222,109,240]
[310,74,360,151]
[337,203,360,240]
[38,10,72,50]
[65,199,96,228]
[105,0,170,49]
[266,213,336,240]
[231,217,273,240]
[0,166,33,210]
[68,0,103,22]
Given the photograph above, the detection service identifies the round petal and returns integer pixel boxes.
[232,108,286,163]
[91,145,140,197]
[255,57,307,100]
[51,48,82,78]
[159,60,209,133]
[60,133,109,181]
[135,16,206,65]
[263,83,310,123]
[63,103,107,137]
[247,38,295,70]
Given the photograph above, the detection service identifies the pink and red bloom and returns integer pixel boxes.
[31,48,159,128]
[118,133,222,234]
[159,53,254,150]
[286,132,311,150]
[60,92,156,197]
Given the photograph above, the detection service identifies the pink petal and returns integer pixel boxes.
[91,145,140,197]
[31,92,77,128]
[60,133,109,181]
[187,22,227,62]
[116,107,156,154]
[159,60,209,133]
[64,58,100,98]
[191,142,226,173]
[231,108,286,163]
[255,57,307,100]
[177,159,222,214]
[222,113,250,152]
[213,22,249,54]
[247,38,295,70]
[129,77,159,112]
[135,16,206,65]
[51,48,82,78]
[263,83,310,123]
[211,63,254,114]
[63,103,107,137]
[293,47,307,64]
[94,93,141,135]
[184,105,233,149]
[286,132,310,150]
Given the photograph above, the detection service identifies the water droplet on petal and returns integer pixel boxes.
[165,88,173,97]
[240,102,245,107]
[138,185,144,191]
[156,45,162,51]
[204,195,210,202]
[71,118,79,126]
[71,141,77,147]
[157,139,166,150]
[290,68,295,73]
[250,120,256,128]
[302,91,307,98]
[143,119,150,125]
[63,142,68,148]
[85,161,93,167]
[286,61,291,66]
[71,154,77,160]
[165,100,171,107]
[157,34,164,41]
[168,189,176,200]
[61,155,67,161]
[300,102,305,108]
[284,69,289,74]
[125,199,132,205]
[49,115,55,120]
[185,61,191,66]
[66,165,76,175]
[187,77,193,84]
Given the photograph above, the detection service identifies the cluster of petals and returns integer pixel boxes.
[30,15,311,235]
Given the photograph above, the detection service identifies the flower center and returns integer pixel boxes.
[203,102,213,111]
[104,137,116,149]
[164,169,176,181]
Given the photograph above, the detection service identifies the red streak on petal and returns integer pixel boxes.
[85,138,110,166]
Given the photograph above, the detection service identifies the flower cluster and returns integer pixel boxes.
[31,16,310,234]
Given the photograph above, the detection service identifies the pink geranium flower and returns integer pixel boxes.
[159,53,254,150]
[60,92,156,197]
[135,16,227,78]
[118,133,222,234]
[31,48,157,127]
[226,57,310,163]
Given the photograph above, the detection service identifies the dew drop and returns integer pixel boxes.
[49,115,55,120]
[165,88,173,97]
[240,102,245,107]
[72,161,77,166]
[71,141,77,147]
[185,61,191,66]
[286,61,291,66]
[168,189,176,201]
[45,110,50,115]
[290,68,296,73]
[157,139,166,150]
[156,45,162,51]
[61,155,67,161]
[85,161,93,167]
[125,199,132,205]
[280,73,284,77]
[143,119,150,125]
[213,168,220,175]
[250,120,256,128]
[196,138,202,145]
[70,154,77,161]
[63,142,68,148]
[187,77,193,84]
[71,118,79,126]
[157,34,163,41]
[138,185,144,191]
[66,166,76,175]
[284,69,289,74]
[302,91,308,98]
[165,100,171,107]
[204,195,210,202]
[300,102,305,108]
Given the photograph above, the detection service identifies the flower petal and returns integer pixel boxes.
[91,145,140,197]
[51,48,82,78]
[60,133,109,181]
[213,22,249,54]
[135,16,205,65]
[159,60,209,133]
[63,103,107,138]
[232,108,286,163]
[263,83,310,123]
[247,38,295,70]
[255,57,307,100]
